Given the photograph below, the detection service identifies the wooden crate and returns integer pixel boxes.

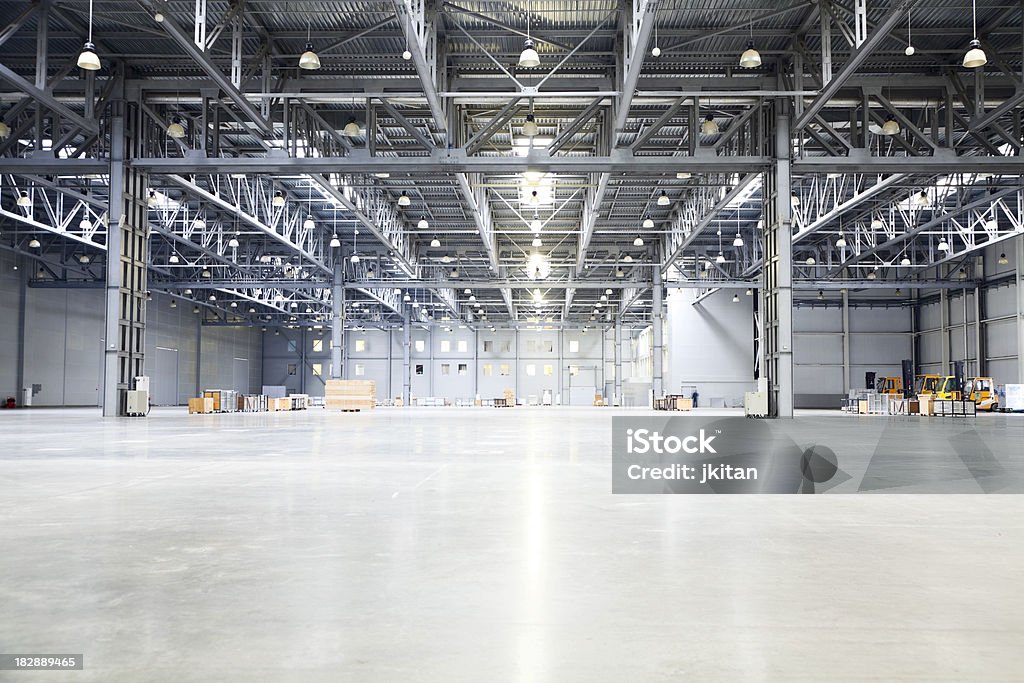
[188,397,214,414]
[325,379,376,411]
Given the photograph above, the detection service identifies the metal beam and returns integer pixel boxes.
[793,0,917,130]
[614,0,659,134]
[391,0,447,134]
[137,0,273,135]
[0,63,99,136]
[378,98,435,150]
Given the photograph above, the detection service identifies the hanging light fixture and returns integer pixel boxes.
[398,191,411,207]
[745,288,753,296]
[519,40,540,68]
[298,15,321,69]
[615,268,624,278]
[642,216,654,229]
[528,190,540,207]
[28,238,40,248]
[403,293,411,302]
[430,237,441,248]
[836,234,847,248]
[402,48,412,60]
[441,254,452,264]
[168,253,179,264]
[272,191,285,207]
[790,192,800,207]
[732,232,744,247]
[915,190,931,207]
[732,293,740,303]
[450,267,459,278]
[228,234,240,248]
[871,217,884,230]
[230,301,238,308]
[867,270,877,280]
[716,251,726,264]
[633,236,644,247]
[350,253,360,264]
[963,1,987,68]
[958,268,968,280]
[937,237,950,252]
[701,114,719,135]
[901,256,911,266]
[77,0,101,70]
[201,268,211,278]
[79,214,92,230]
[417,215,429,230]
[166,116,186,139]
[343,119,361,137]
[522,113,539,137]
[532,237,542,247]
[530,215,542,232]
[805,256,816,265]
[676,171,692,179]
[0,121,10,139]
[817,290,825,301]
[209,294,217,301]
[998,252,1009,265]
[739,41,761,68]
[303,214,315,231]
[351,228,360,263]
[905,8,915,55]
[623,254,634,263]
[148,190,159,207]
[17,191,31,208]
[657,190,670,206]
[881,117,900,136]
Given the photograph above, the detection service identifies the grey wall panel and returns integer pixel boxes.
[988,359,1020,385]
[795,365,844,395]
[62,288,104,405]
[0,252,22,398]
[919,301,942,331]
[793,333,843,364]
[848,307,911,333]
[849,333,912,365]
[986,319,1018,359]
[24,289,72,406]
[985,284,1017,317]
[793,306,842,332]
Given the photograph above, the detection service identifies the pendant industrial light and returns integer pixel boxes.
[817,290,824,301]
[528,190,540,207]
[701,114,719,135]
[147,190,159,207]
[657,190,670,206]
[998,252,1009,265]
[732,293,740,303]
[343,118,361,137]
[835,234,847,248]
[170,300,177,309]
[228,233,240,248]
[805,256,816,265]
[273,191,285,207]
[193,215,206,230]
[963,0,987,68]
[78,0,101,70]
[519,0,540,68]
[623,254,634,263]
[17,191,31,207]
[522,113,539,137]
[716,251,726,264]
[417,215,429,230]
[28,238,40,248]
[303,214,315,231]
[633,236,644,247]
[871,216,884,230]
[642,215,655,229]
[732,231,743,247]
[676,171,691,179]
[530,214,542,232]
[937,237,950,252]
[881,117,900,136]
[745,288,753,296]
[299,19,321,70]
[901,255,911,266]
[201,268,211,278]
[532,237,542,247]
[450,267,459,278]
[169,254,179,264]
[0,121,10,139]
[915,189,931,207]
[739,13,761,68]
[230,301,238,308]
[398,190,411,207]
[402,48,412,60]
[166,116,186,138]
[430,237,441,248]
[350,229,360,263]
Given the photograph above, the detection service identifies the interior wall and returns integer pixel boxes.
[0,257,261,407]
[665,289,756,407]
[261,325,633,404]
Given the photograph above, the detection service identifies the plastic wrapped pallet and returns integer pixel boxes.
[325,379,376,411]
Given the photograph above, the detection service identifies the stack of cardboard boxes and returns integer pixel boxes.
[325,380,377,411]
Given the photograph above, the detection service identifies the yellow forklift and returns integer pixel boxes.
[874,376,903,395]
[965,377,998,411]
[914,374,941,395]
[933,376,963,400]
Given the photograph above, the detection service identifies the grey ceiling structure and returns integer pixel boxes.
[1,0,1023,414]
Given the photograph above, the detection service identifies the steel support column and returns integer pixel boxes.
[402,308,411,405]
[331,263,344,379]
[103,99,148,417]
[614,317,622,406]
[764,100,794,417]
[651,245,664,399]
[1017,235,1024,383]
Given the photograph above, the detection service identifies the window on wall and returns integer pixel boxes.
[499,363,510,376]
[415,339,426,353]
[457,340,468,353]
[501,341,512,353]
[544,364,553,376]
[483,363,493,377]
[526,364,536,376]
[570,365,579,376]
[415,364,424,375]
[312,363,323,377]
[313,338,324,352]
[483,340,493,352]
[441,363,451,376]
[355,364,365,376]
[458,363,468,376]
[544,340,554,353]
[288,340,297,353]
[355,339,366,352]
[287,363,297,376]
[441,340,451,353]
[569,340,580,353]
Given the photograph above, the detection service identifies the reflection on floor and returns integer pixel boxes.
[1,407,1023,681]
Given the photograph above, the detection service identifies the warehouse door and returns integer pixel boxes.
[153,347,179,405]
[232,358,249,394]
[567,366,598,406]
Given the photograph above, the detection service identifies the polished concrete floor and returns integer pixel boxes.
[1,406,1023,681]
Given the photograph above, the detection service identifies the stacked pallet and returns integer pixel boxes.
[325,379,376,411]
[269,397,292,411]
[188,397,214,414]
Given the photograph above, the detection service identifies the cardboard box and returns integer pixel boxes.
[325,379,376,411]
